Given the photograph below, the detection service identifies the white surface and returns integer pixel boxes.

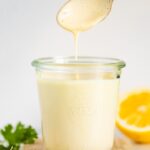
[0,0,150,131]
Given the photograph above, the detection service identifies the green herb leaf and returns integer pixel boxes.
[0,145,9,150]
[0,122,38,150]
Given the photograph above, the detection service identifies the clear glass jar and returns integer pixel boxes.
[32,56,125,150]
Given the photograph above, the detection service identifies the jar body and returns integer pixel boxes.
[32,57,125,150]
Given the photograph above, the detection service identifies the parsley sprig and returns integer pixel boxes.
[0,122,38,150]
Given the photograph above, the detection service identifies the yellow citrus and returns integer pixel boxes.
[116,90,150,143]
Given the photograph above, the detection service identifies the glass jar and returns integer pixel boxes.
[32,56,125,150]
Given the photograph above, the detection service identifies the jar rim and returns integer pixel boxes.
[32,56,126,71]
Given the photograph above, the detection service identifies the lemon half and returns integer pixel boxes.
[116,90,150,143]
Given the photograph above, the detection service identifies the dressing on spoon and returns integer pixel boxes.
[57,0,113,60]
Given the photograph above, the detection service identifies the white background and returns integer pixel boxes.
[0,0,150,131]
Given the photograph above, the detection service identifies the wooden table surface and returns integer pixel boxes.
[24,138,150,150]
